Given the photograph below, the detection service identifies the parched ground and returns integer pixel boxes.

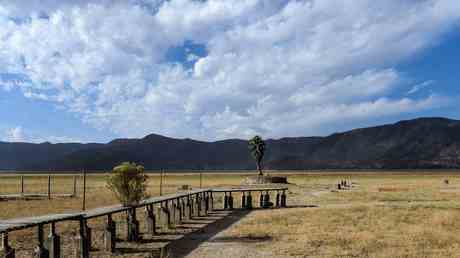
[180,174,460,258]
[3,172,460,257]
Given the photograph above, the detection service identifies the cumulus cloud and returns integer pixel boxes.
[2,126,80,143]
[0,0,459,140]
[4,126,25,142]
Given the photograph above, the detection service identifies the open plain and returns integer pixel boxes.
[2,171,460,257]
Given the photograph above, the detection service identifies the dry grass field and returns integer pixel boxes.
[2,171,460,257]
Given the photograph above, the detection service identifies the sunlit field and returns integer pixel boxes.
[2,171,460,257]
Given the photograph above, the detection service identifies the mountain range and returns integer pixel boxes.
[1,117,460,171]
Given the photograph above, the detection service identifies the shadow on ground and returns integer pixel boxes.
[111,205,317,257]
[169,209,252,258]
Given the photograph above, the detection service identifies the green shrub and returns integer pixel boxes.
[107,162,148,206]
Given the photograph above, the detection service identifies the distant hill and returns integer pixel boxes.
[1,117,460,171]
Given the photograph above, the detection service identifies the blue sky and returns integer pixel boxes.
[0,0,459,143]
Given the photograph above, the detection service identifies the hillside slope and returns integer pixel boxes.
[1,117,459,171]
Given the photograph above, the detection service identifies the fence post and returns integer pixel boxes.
[73,176,77,197]
[48,175,51,200]
[82,170,87,211]
[20,175,24,196]
[159,169,163,196]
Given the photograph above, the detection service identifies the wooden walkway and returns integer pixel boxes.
[0,187,288,258]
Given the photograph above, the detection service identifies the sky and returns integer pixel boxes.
[0,0,459,143]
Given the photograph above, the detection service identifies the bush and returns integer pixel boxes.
[107,162,148,206]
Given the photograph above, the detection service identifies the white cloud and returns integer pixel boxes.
[2,126,81,143]
[4,126,25,142]
[407,80,436,95]
[0,0,459,140]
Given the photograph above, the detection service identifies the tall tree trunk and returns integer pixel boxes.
[257,162,263,176]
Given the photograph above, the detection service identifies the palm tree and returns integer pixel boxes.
[248,135,265,176]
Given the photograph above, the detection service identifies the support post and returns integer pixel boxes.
[47,222,60,258]
[204,192,209,213]
[1,233,15,258]
[246,192,253,209]
[262,192,270,208]
[74,218,89,258]
[48,175,51,200]
[223,193,228,209]
[104,214,116,253]
[259,191,264,208]
[210,192,214,210]
[145,205,156,236]
[72,176,77,197]
[159,169,163,196]
[281,190,287,208]
[276,191,281,207]
[228,192,234,210]
[34,224,49,258]
[82,170,86,211]
[187,197,193,219]
[127,208,140,242]
[196,194,202,216]
[170,201,177,226]
[20,176,24,196]
[241,192,246,209]
[176,199,182,223]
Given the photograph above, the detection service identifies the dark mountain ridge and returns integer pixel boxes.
[1,117,460,171]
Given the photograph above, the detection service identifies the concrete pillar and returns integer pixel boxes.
[246,192,253,209]
[180,198,186,220]
[228,192,234,210]
[176,199,182,223]
[127,208,140,242]
[1,233,15,258]
[204,193,210,213]
[281,190,287,208]
[104,214,116,253]
[210,192,214,210]
[195,194,201,217]
[199,193,206,216]
[187,197,193,219]
[170,201,176,226]
[158,203,171,229]
[34,224,49,258]
[223,193,228,209]
[259,192,264,208]
[276,192,281,207]
[145,205,156,237]
[262,192,270,208]
[47,222,60,258]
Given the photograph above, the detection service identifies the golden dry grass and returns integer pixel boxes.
[3,171,460,257]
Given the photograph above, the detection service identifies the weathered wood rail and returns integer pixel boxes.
[0,187,288,258]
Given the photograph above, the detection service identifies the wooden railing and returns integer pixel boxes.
[0,187,288,258]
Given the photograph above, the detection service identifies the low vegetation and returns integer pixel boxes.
[106,162,148,206]
[2,171,460,257]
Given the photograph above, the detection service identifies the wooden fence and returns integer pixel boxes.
[0,187,288,258]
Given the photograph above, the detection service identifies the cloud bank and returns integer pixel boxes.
[1,0,459,140]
